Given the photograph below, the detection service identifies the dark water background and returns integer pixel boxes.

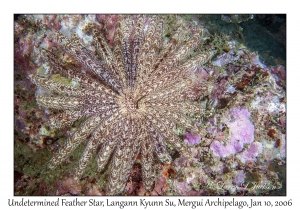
[200,14,286,67]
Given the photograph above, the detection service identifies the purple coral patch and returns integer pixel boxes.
[210,141,232,158]
[233,170,246,186]
[210,107,255,157]
[237,142,263,163]
[230,107,251,120]
[228,107,254,144]
[210,140,243,158]
[184,133,201,146]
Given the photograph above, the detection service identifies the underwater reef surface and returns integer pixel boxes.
[14,14,286,196]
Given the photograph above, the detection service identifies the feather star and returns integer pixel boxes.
[29,15,215,195]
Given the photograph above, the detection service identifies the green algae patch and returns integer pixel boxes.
[51,74,80,87]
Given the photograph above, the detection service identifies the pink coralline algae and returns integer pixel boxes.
[96,15,119,46]
[54,177,82,195]
[212,50,244,67]
[237,142,263,163]
[210,107,255,158]
[233,170,246,186]
[42,15,62,31]
[184,132,201,146]
[227,107,254,144]
[249,53,267,69]
[271,65,286,81]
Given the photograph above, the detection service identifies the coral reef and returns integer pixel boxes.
[14,14,286,196]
